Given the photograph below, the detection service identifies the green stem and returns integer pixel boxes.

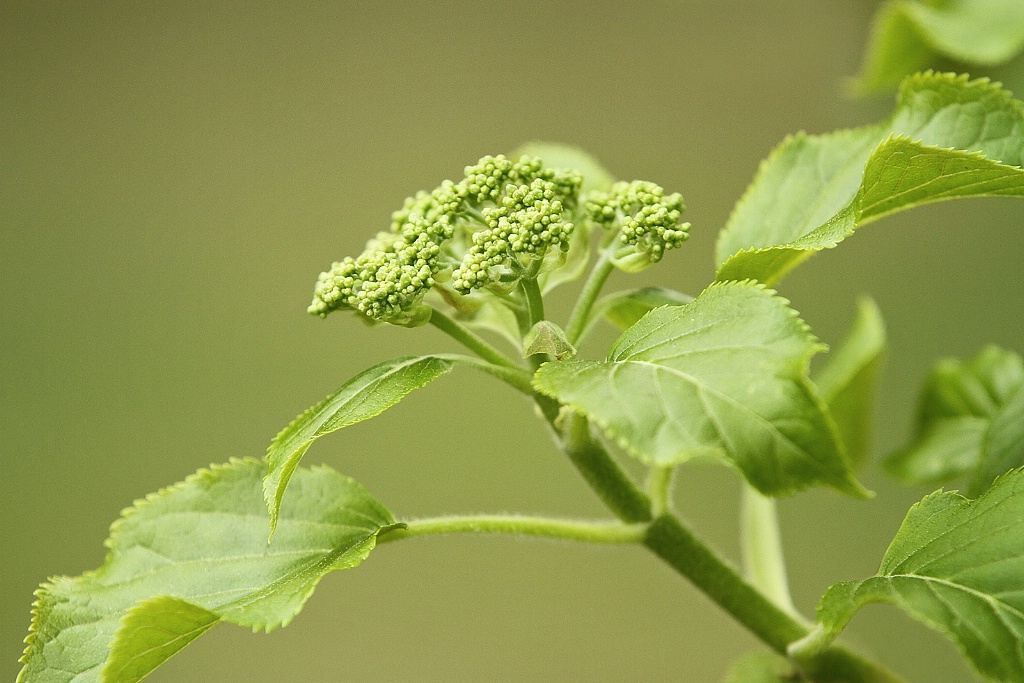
[435,353,535,396]
[643,515,904,683]
[521,277,545,329]
[429,307,522,371]
[647,464,674,517]
[564,248,614,345]
[377,514,648,545]
[740,483,797,615]
[558,410,653,523]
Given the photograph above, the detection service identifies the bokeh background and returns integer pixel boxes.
[4,2,1023,681]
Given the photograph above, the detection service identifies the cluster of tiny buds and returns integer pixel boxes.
[586,180,688,262]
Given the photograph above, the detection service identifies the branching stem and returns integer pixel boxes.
[521,277,545,329]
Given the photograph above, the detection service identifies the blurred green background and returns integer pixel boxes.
[4,2,1023,681]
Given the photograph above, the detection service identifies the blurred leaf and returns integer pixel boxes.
[716,73,1024,285]
[264,355,454,533]
[534,281,868,498]
[722,651,794,683]
[887,345,1024,494]
[18,459,395,683]
[596,286,694,331]
[513,141,616,193]
[855,0,1024,94]
[816,468,1024,683]
[813,298,886,467]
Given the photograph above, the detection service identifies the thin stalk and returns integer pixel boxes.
[564,248,614,345]
[740,483,797,615]
[436,353,535,396]
[377,514,648,545]
[647,464,674,517]
[429,307,522,371]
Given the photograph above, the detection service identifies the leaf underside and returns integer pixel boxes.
[888,345,1024,495]
[19,459,394,683]
[856,0,1024,94]
[716,72,1024,286]
[534,280,867,498]
[263,355,453,532]
[817,468,1024,683]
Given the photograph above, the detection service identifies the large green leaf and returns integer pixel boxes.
[815,468,1024,683]
[533,281,868,498]
[18,459,395,683]
[716,73,1024,285]
[888,345,1024,495]
[264,355,454,533]
[812,298,887,468]
[855,0,1024,94]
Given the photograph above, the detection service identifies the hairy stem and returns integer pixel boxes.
[644,515,904,682]
[429,307,523,371]
[377,515,648,545]
[740,483,797,615]
[564,248,614,345]
[558,410,653,523]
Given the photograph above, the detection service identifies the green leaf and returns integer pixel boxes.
[855,0,1024,94]
[523,320,576,360]
[596,286,694,331]
[533,281,868,498]
[263,355,454,533]
[722,651,794,683]
[887,345,1024,494]
[815,468,1024,682]
[716,73,1024,286]
[18,459,395,683]
[813,298,887,468]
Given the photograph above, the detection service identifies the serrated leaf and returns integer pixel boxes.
[816,468,1024,682]
[887,345,1024,495]
[855,0,1024,94]
[716,73,1024,285]
[264,355,454,533]
[722,651,794,683]
[813,298,887,468]
[18,459,395,683]
[533,281,868,498]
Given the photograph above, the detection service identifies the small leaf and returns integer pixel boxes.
[716,73,1024,286]
[18,459,395,683]
[887,345,1024,494]
[597,286,694,331]
[722,651,794,683]
[534,281,868,498]
[264,355,454,532]
[855,0,1024,94]
[103,597,219,683]
[813,298,887,468]
[523,320,576,360]
[815,468,1024,683]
